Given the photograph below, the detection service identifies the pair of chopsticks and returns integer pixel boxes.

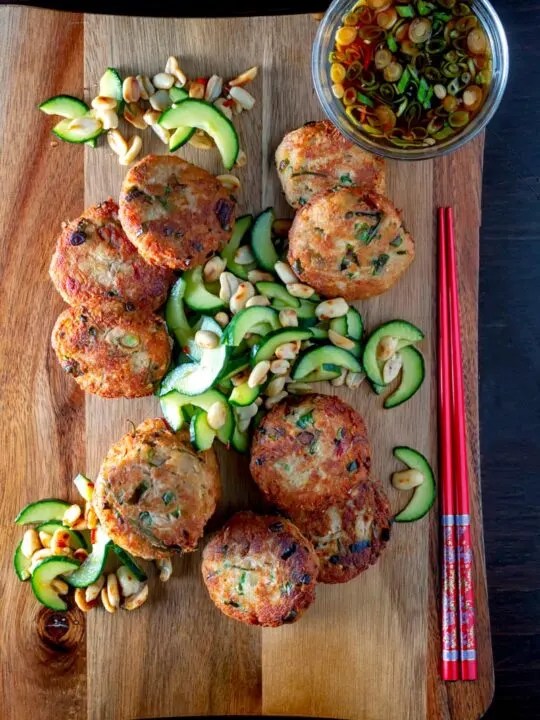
[438,208,477,682]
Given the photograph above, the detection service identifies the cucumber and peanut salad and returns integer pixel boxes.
[39,61,257,169]
[13,475,162,613]
[160,208,426,454]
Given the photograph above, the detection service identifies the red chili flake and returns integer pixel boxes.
[223,98,235,107]
[363,44,373,70]
[90,528,97,545]
[195,77,207,84]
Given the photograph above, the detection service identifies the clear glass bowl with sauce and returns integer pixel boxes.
[312,0,509,160]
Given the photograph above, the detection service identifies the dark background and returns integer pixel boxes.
[478,2,540,718]
[4,0,539,717]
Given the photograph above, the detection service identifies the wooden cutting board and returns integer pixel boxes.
[0,7,494,720]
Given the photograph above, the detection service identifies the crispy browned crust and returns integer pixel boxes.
[288,186,415,300]
[289,479,392,584]
[118,155,236,270]
[249,393,372,512]
[275,120,385,209]
[93,419,220,560]
[49,198,174,312]
[201,511,319,627]
[51,303,172,398]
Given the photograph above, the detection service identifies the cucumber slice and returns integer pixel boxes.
[301,363,342,382]
[296,299,318,320]
[184,266,224,312]
[169,126,195,152]
[310,324,329,340]
[166,278,193,346]
[160,339,229,396]
[251,209,279,271]
[292,345,362,381]
[162,315,229,396]
[99,67,123,110]
[159,99,239,169]
[36,521,88,550]
[183,315,222,363]
[363,320,424,385]
[66,526,111,588]
[222,307,280,347]
[52,117,103,144]
[217,354,251,383]
[393,447,436,522]
[249,322,275,337]
[384,346,425,409]
[231,424,250,454]
[221,214,254,280]
[111,546,147,581]
[346,307,364,340]
[112,545,148,581]
[251,327,312,364]
[39,94,89,119]
[15,499,70,525]
[229,382,260,407]
[14,541,32,581]
[329,317,347,336]
[31,556,81,610]
[169,87,189,103]
[73,473,94,502]
[160,389,234,444]
[256,281,300,308]
[189,411,216,451]
[371,381,387,395]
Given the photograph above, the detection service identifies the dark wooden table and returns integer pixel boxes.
[1,0,538,717]
[479,2,540,718]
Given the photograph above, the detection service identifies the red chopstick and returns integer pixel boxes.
[438,208,459,682]
[445,208,477,681]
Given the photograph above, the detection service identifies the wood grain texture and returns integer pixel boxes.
[0,8,493,720]
[0,7,86,720]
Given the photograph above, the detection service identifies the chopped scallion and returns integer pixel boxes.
[396,4,415,18]
[356,91,375,107]
[396,67,411,94]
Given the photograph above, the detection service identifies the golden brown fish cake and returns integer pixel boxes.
[51,304,172,398]
[289,480,392,584]
[250,393,371,512]
[275,120,385,209]
[287,187,415,300]
[201,511,318,627]
[49,199,174,312]
[118,155,236,270]
[93,419,220,560]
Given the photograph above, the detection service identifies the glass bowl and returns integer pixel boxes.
[312,0,509,160]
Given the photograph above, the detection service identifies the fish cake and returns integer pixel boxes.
[49,199,174,311]
[119,155,236,270]
[94,419,220,560]
[201,511,319,627]
[250,393,371,512]
[51,303,172,398]
[275,120,385,209]
[288,187,415,300]
[289,480,392,584]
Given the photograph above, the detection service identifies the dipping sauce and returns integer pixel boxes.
[330,0,492,149]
